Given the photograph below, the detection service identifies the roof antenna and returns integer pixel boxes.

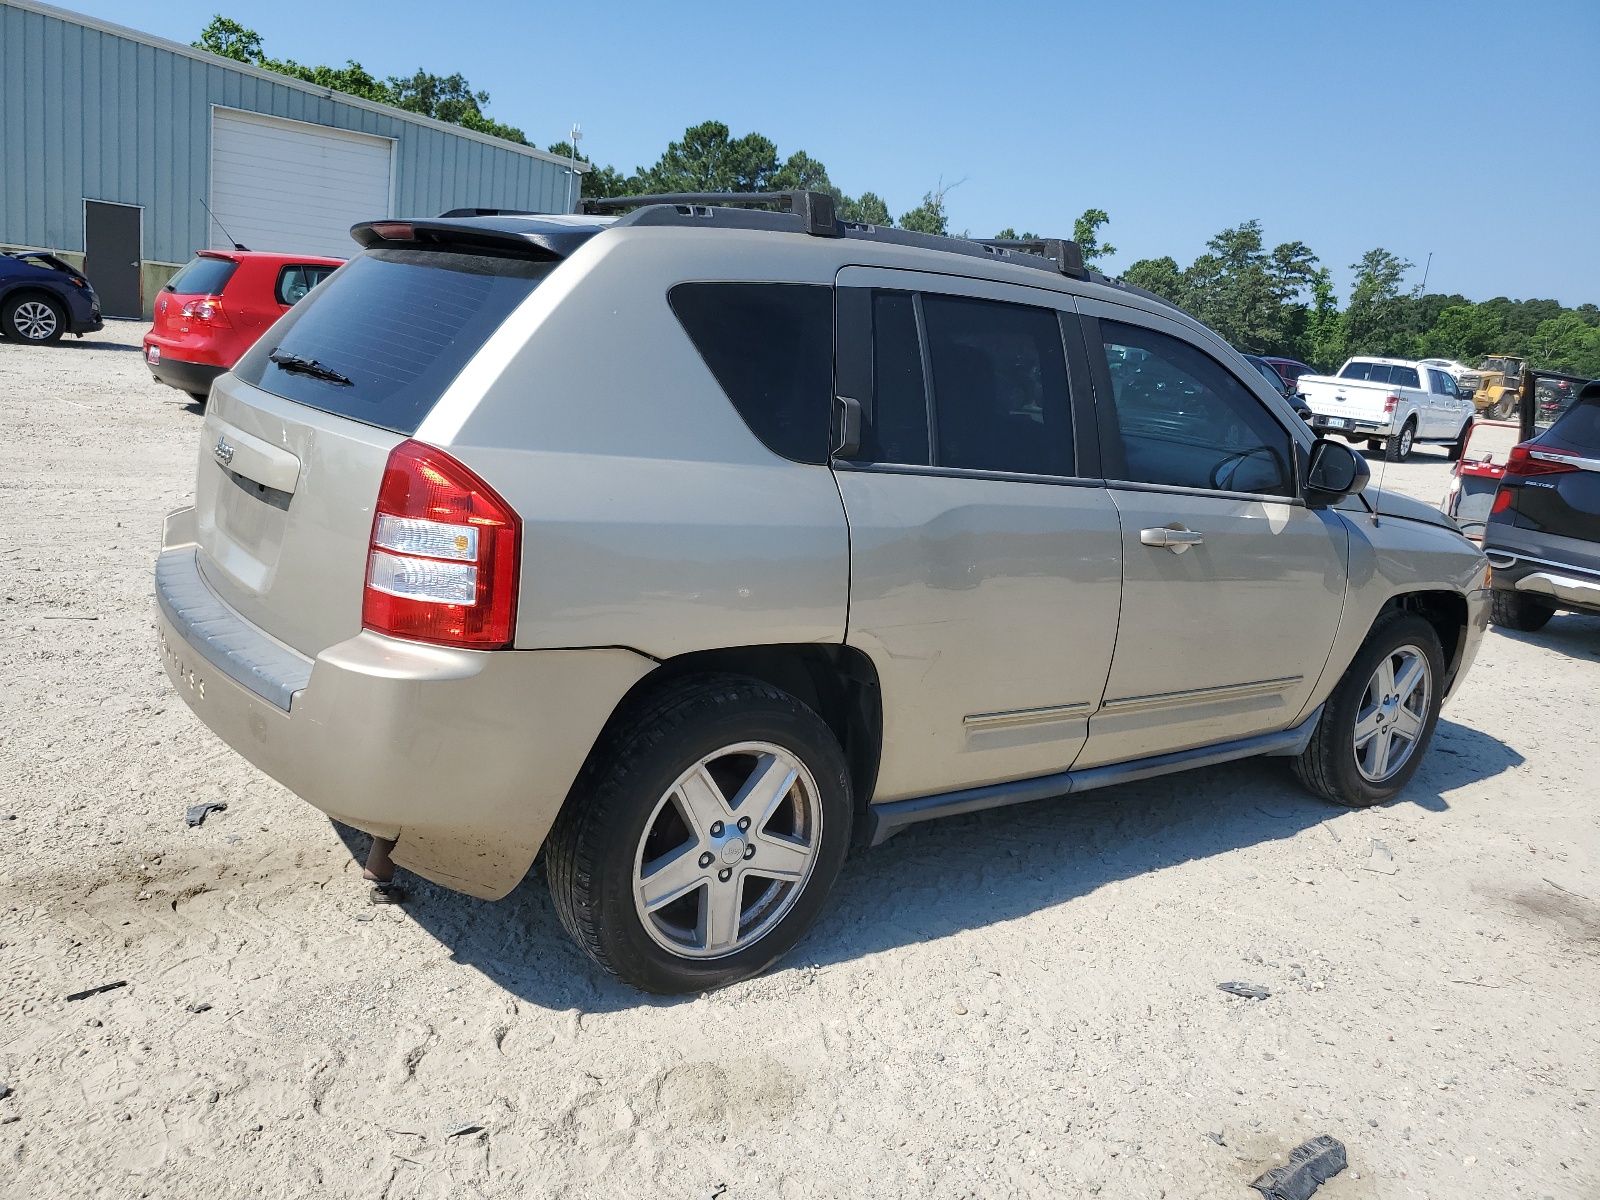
[199,197,249,251]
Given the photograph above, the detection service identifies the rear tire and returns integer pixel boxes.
[1490,589,1555,632]
[1489,394,1514,420]
[1384,421,1416,462]
[545,674,852,994]
[1292,611,1445,808]
[1,293,66,343]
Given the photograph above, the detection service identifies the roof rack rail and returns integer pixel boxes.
[584,190,840,237]
[574,192,1113,290]
[970,238,1087,280]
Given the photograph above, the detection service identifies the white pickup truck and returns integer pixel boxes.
[1298,357,1476,462]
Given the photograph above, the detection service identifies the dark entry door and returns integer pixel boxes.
[83,201,142,317]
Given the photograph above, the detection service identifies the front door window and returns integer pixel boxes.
[1100,321,1294,496]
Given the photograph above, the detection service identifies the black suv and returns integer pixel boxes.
[1484,380,1600,630]
[0,250,104,343]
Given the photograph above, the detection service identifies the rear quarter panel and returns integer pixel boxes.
[418,229,852,657]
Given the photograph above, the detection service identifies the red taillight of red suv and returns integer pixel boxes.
[362,440,521,648]
[179,297,231,327]
[1490,442,1582,513]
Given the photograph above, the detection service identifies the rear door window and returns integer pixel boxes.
[668,283,833,464]
[276,263,339,307]
[920,294,1074,476]
[232,248,553,436]
[1098,319,1293,497]
[165,256,239,296]
[854,289,932,465]
[1393,366,1421,389]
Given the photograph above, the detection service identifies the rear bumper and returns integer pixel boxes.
[1485,549,1600,614]
[147,354,226,398]
[155,508,655,898]
[1309,415,1391,438]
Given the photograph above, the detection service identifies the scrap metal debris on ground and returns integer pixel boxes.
[1218,981,1271,1000]
[185,801,228,827]
[1250,1135,1348,1200]
[64,980,127,1002]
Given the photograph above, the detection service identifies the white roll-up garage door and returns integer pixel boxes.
[210,109,394,259]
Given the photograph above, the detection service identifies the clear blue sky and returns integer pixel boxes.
[73,0,1600,306]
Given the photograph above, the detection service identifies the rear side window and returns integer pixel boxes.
[921,294,1074,476]
[668,283,833,464]
[165,256,238,296]
[1392,366,1421,389]
[276,263,338,306]
[861,290,932,465]
[232,248,553,436]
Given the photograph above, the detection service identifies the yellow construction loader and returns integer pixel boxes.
[1473,355,1527,418]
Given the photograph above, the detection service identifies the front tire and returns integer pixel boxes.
[1,293,66,343]
[1293,612,1444,808]
[1490,589,1555,632]
[1447,418,1472,461]
[1384,421,1416,462]
[545,674,852,994]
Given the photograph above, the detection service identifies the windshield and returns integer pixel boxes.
[231,248,555,435]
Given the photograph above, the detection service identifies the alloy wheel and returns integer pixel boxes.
[1398,425,1414,457]
[632,741,823,959]
[1352,644,1431,783]
[14,301,59,340]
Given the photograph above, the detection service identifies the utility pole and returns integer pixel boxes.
[565,124,582,213]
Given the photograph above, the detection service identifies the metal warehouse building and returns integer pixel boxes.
[0,0,578,317]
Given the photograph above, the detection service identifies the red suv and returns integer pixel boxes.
[144,251,343,401]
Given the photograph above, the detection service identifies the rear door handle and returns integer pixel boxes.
[1140,524,1204,553]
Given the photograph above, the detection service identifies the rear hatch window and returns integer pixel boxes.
[165,256,239,296]
[231,248,554,435]
[1543,390,1600,452]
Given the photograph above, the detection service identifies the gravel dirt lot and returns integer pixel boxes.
[3,323,1598,1200]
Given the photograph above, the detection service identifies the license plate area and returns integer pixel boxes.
[147,345,160,364]
[1317,417,1351,430]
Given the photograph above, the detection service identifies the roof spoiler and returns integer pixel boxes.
[349,218,585,260]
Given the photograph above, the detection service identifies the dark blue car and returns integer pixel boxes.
[0,250,104,344]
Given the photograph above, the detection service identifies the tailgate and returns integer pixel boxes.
[187,241,559,657]
[1299,376,1392,422]
[196,376,400,656]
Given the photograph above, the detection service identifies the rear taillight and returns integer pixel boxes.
[361,440,520,648]
[1490,487,1515,514]
[180,297,230,326]
[1505,443,1581,478]
[1383,395,1400,416]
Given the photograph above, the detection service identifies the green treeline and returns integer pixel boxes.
[1120,223,1600,375]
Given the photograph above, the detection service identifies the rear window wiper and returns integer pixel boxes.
[269,350,353,387]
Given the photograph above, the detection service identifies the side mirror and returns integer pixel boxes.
[1303,437,1370,508]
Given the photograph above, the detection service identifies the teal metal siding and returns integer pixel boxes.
[0,1,574,264]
